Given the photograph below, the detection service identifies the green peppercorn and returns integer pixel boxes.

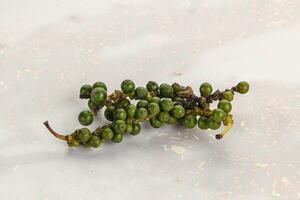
[171,105,185,119]
[147,102,160,116]
[207,118,221,130]
[166,116,177,125]
[92,81,107,91]
[91,87,107,105]
[223,91,234,101]
[146,94,153,102]
[200,82,213,97]
[78,110,94,126]
[112,120,127,134]
[137,100,149,108]
[150,96,161,104]
[80,84,93,99]
[237,81,249,94]
[218,100,232,114]
[88,99,98,111]
[172,83,183,94]
[159,83,174,98]
[87,135,101,148]
[112,133,123,143]
[160,98,174,112]
[146,81,159,93]
[114,108,127,121]
[159,111,170,123]
[135,108,148,120]
[126,104,137,118]
[101,127,114,141]
[116,99,130,108]
[129,122,141,135]
[125,123,133,133]
[212,109,226,122]
[173,97,183,102]
[198,117,209,130]
[134,87,148,99]
[104,106,116,121]
[121,79,135,94]
[75,128,92,143]
[182,114,197,128]
[150,117,163,128]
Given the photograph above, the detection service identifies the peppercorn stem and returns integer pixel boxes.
[178,86,194,98]
[215,123,232,139]
[43,121,68,141]
[215,114,233,140]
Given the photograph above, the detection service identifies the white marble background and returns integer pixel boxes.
[0,0,300,199]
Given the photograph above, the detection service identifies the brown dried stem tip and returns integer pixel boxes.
[43,121,68,141]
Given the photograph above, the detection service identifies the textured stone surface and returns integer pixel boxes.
[0,0,300,199]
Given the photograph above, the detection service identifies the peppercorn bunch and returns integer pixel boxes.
[43,80,249,148]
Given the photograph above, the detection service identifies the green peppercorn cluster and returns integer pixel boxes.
[44,80,249,148]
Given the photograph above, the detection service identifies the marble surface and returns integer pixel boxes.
[1,0,300,199]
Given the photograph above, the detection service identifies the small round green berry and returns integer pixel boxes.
[173,97,183,102]
[182,114,197,129]
[76,128,92,143]
[172,83,183,94]
[88,99,98,111]
[78,110,94,126]
[237,81,250,94]
[212,109,226,122]
[134,87,148,99]
[80,84,93,99]
[150,117,163,128]
[171,105,185,119]
[198,117,209,130]
[112,133,123,143]
[125,123,133,133]
[126,104,137,118]
[91,87,107,105]
[159,111,170,123]
[200,82,213,97]
[135,108,148,120]
[92,81,107,91]
[114,108,127,121]
[146,81,159,93]
[116,99,130,108]
[104,106,116,121]
[146,94,153,102]
[207,118,221,130]
[150,96,161,104]
[218,100,232,114]
[166,116,177,125]
[159,83,174,98]
[129,122,141,135]
[160,98,174,112]
[87,135,101,148]
[121,79,135,94]
[137,100,149,108]
[223,91,234,101]
[112,120,127,134]
[102,128,114,141]
[147,102,160,116]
